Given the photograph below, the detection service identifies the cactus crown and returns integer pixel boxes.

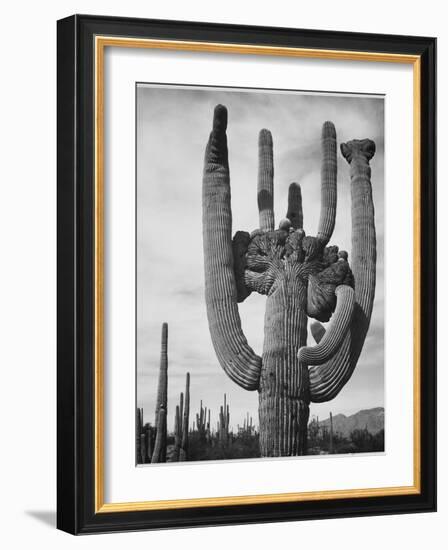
[202,104,376,404]
[235,227,353,323]
[232,116,353,324]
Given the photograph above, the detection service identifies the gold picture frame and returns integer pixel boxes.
[57,15,436,534]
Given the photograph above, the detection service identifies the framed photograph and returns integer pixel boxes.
[57,14,436,534]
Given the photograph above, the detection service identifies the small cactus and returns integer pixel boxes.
[196,400,208,442]
[329,412,334,454]
[179,372,190,461]
[136,407,142,464]
[173,404,181,461]
[218,394,230,445]
[144,423,153,463]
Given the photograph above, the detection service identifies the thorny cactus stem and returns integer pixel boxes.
[218,394,230,444]
[298,285,355,366]
[179,372,190,461]
[136,408,143,464]
[202,105,377,456]
[329,412,334,454]
[152,323,168,462]
[173,404,181,461]
[154,323,168,427]
[308,139,376,402]
[151,406,167,463]
[286,182,303,229]
[258,129,275,231]
[317,121,338,244]
[144,424,152,463]
[202,105,262,390]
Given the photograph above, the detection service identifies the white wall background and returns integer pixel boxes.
[0,0,443,547]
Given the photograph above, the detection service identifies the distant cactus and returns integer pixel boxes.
[202,105,377,456]
[196,400,208,442]
[136,407,143,464]
[329,412,334,454]
[154,323,168,429]
[179,372,190,461]
[151,406,167,463]
[218,394,230,445]
[151,323,168,463]
[143,423,153,463]
[173,404,181,461]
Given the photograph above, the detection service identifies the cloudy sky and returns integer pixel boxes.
[136,83,384,433]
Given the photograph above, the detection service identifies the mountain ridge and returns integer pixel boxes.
[311,407,384,437]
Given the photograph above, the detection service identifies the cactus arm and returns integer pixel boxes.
[343,138,376,330]
[309,139,376,403]
[298,285,354,365]
[308,339,351,403]
[202,105,262,391]
[286,182,303,229]
[257,129,274,231]
[144,424,152,462]
[317,121,337,244]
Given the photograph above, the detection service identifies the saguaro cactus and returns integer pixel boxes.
[144,423,153,463]
[136,407,143,464]
[202,105,376,457]
[173,403,181,461]
[218,394,230,445]
[179,372,190,461]
[196,400,208,442]
[329,412,334,454]
[151,323,168,463]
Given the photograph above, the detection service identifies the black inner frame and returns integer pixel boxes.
[57,14,436,535]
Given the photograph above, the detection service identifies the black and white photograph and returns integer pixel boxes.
[51,10,436,538]
[136,84,384,464]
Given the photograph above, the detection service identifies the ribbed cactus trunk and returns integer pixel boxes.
[154,323,168,427]
[179,372,190,461]
[202,105,376,458]
[173,404,181,461]
[151,407,166,464]
[144,423,152,463]
[152,323,168,463]
[136,408,143,464]
[329,412,334,454]
[257,129,274,231]
[259,273,310,456]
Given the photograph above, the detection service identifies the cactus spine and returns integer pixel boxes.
[202,105,376,457]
